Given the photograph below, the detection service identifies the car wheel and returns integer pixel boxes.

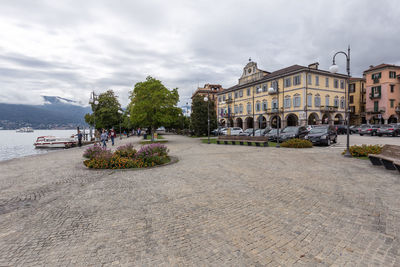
[378,134,382,137]
[360,134,363,136]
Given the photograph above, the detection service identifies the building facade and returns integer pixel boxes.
[364,64,400,124]
[348,77,366,125]
[217,60,348,130]
[191,83,223,102]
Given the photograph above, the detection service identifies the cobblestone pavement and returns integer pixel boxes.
[0,135,399,266]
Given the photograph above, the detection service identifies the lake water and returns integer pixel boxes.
[0,130,79,162]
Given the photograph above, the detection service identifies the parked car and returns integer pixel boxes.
[305,125,337,146]
[250,128,270,136]
[335,125,349,135]
[359,125,380,136]
[239,128,254,136]
[278,126,308,142]
[349,125,360,134]
[221,127,243,136]
[377,124,400,137]
[265,129,281,142]
[211,127,226,136]
[306,125,315,132]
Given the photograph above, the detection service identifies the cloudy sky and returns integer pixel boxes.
[0,0,399,107]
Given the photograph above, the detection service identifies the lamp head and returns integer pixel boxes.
[204,96,208,101]
[268,87,275,94]
[329,64,339,74]
[94,100,99,105]
[118,110,123,114]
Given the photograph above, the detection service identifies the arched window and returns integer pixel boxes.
[334,96,339,107]
[247,102,252,114]
[325,95,330,106]
[314,94,321,107]
[262,100,268,111]
[284,96,291,108]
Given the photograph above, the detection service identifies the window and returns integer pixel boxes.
[294,95,301,107]
[340,97,345,109]
[372,73,381,79]
[308,74,312,85]
[234,92,238,98]
[239,90,243,97]
[374,101,379,112]
[262,100,268,111]
[223,95,226,101]
[228,93,232,99]
[315,76,319,86]
[272,99,278,109]
[307,94,312,107]
[271,80,278,89]
[256,102,260,112]
[262,85,267,92]
[325,77,329,87]
[218,96,221,102]
[247,103,251,113]
[239,104,243,114]
[325,95,330,106]
[315,95,321,107]
[285,78,291,87]
[340,80,345,89]
[349,95,354,104]
[293,75,301,85]
[389,71,396,78]
[371,86,381,97]
[256,86,261,94]
[284,96,291,108]
[247,88,251,96]
[349,84,355,93]
[334,96,339,107]
[390,84,394,93]
[334,79,339,88]
[234,105,238,114]
[390,99,395,108]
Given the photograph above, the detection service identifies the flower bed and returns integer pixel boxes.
[281,138,313,148]
[83,143,170,169]
[342,144,382,157]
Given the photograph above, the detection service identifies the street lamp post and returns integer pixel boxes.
[89,91,99,141]
[269,83,280,148]
[329,46,351,157]
[118,110,123,140]
[204,94,210,144]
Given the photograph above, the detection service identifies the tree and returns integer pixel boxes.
[190,95,217,136]
[85,90,122,130]
[129,76,180,140]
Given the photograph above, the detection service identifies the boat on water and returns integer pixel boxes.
[16,127,34,133]
[34,136,77,149]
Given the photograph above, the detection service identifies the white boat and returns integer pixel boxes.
[34,136,77,148]
[16,127,34,133]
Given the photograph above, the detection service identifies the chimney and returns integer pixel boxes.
[369,65,374,68]
[308,62,319,70]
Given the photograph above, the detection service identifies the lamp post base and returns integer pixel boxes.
[343,150,352,157]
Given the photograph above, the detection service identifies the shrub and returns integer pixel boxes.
[281,138,313,148]
[343,144,382,157]
[115,143,136,158]
[83,144,105,159]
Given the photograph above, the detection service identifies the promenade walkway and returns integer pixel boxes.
[0,135,399,266]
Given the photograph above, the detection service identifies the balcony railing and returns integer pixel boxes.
[221,113,235,118]
[266,107,282,114]
[225,98,233,104]
[320,106,338,112]
[373,78,380,84]
[369,92,381,99]
[366,107,385,114]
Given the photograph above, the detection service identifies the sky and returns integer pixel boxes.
[0,0,399,107]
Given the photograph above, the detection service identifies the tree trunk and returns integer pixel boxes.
[151,127,155,142]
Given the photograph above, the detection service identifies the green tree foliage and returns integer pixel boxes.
[190,95,217,136]
[129,76,180,138]
[84,90,122,130]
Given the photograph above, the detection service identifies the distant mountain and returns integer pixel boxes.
[0,96,92,129]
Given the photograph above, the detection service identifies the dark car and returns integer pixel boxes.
[250,128,270,136]
[377,124,400,137]
[278,126,308,142]
[359,125,379,136]
[265,129,281,142]
[349,125,360,134]
[305,125,337,146]
[335,125,348,135]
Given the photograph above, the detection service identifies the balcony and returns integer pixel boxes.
[366,107,385,114]
[266,107,282,114]
[222,113,235,118]
[373,78,380,84]
[225,98,234,104]
[320,106,338,112]
[369,92,381,99]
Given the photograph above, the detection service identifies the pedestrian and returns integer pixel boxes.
[100,129,107,148]
[77,130,83,147]
[110,128,116,146]
[137,128,141,136]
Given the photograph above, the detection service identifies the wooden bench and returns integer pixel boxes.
[369,145,400,172]
[216,136,268,147]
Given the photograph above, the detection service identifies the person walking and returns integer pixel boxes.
[100,129,107,148]
[110,128,116,146]
[77,130,83,147]
[137,128,141,137]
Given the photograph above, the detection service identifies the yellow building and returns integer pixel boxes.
[348,78,366,125]
[217,60,348,129]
